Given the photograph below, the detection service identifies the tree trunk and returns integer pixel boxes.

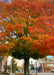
[24,58,29,75]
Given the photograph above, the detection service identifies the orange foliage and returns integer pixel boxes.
[4,24,14,32]
[0,0,54,56]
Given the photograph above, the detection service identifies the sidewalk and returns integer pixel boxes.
[9,72,54,75]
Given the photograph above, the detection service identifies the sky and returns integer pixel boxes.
[0,0,11,3]
[47,56,53,58]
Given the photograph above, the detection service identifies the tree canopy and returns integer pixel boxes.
[0,0,54,74]
[0,0,54,56]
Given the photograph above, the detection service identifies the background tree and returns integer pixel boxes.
[0,0,54,75]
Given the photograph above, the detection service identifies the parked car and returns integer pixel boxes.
[51,68,54,72]
[30,70,36,73]
[15,71,18,73]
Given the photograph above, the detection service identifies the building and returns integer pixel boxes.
[40,62,54,72]
[0,57,5,72]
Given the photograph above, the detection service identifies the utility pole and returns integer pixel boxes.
[34,61,37,75]
[11,59,12,73]
[53,56,54,68]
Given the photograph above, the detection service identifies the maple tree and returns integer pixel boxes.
[0,0,54,75]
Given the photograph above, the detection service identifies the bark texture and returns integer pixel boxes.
[24,58,29,75]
